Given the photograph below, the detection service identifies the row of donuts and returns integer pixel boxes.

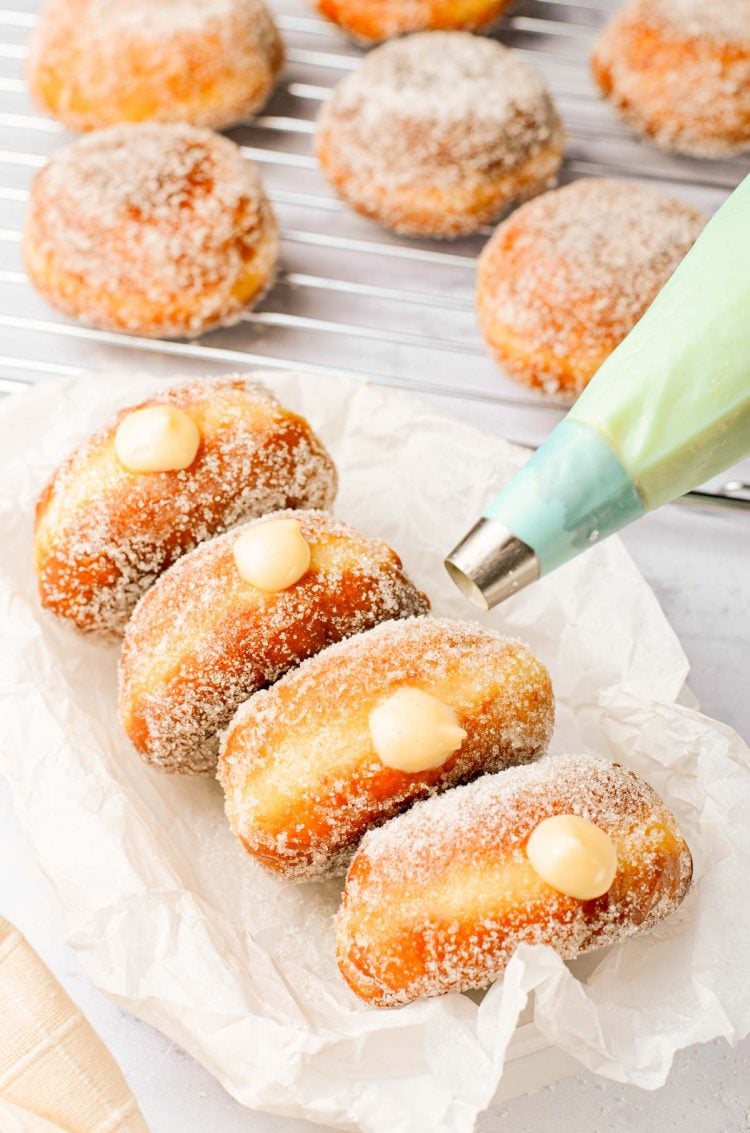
[34,374,693,1008]
[28,0,750,160]
[21,113,706,397]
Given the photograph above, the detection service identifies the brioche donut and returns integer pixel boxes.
[316,33,563,239]
[119,511,429,774]
[23,123,279,339]
[477,179,705,397]
[28,0,283,132]
[34,377,337,637]
[314,0,511,43]
[337,754,693,1007]
[592,0,750,157]
[219,617,554,881]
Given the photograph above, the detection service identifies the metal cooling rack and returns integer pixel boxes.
[0,0,748,506]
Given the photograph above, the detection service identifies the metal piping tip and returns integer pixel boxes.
[444,518,540,610]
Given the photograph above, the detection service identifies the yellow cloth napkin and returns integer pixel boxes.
[0,917,149,1133]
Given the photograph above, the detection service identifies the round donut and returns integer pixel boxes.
[219,617,554,881]
[34,376,337,637]
[316,33,564,239]
[477,178,705,397]
[118,510,430,774]
[314,0,511,43]
[336,754,693,1007]
[23,123,279,339]
[28,0,283,132]
[592,0,750,157]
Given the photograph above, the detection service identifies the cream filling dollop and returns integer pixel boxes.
[114,405,200,473]
[233,518,312,592]
[526,813,617,900]
[368,687,467,774]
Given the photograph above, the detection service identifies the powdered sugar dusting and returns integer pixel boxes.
[478,178,705,395]
[35,375,338,636]
[317,32,563,228]
[219,617,554,881]
[24,123,279,336]
[337,754,693,1006]
[119,510,430,775]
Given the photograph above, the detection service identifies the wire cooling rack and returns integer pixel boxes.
[0,0,749,502]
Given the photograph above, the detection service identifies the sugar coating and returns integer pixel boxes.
[219,617,554,880]
[316,32,563,235]
[336,754,693,1007]
[28,0,282,128]
[478,178,705,396]
[646,0,750,41]
[35,375,338,636]
[593,1,750,157]
[24,123,278,337]
[119,511,430,775]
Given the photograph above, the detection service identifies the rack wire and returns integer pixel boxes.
[0,0,748,507]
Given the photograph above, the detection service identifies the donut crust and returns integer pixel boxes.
[23,124,279,339]
[592,0,750,157]
[336,754,693,1007]
[118,511,430,774]
[219,618,554,880]
[28,0,283,131]
[314,0,511,43]
[477,179,704,397]
[316,34,563,240]
[34,377,338,637]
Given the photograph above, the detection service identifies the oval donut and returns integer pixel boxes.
[23,124,279,339]
[28,0,283,132]
[219,617,554,881]
[34,376,337,636]
[118,511,430,774]
[336,753,693,1007]
[592,0,750,157]
[316,33,563,239]
[477,179,705,397]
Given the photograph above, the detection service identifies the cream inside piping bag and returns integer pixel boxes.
[446,174,750,609]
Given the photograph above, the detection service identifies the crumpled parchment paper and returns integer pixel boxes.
[0,370,748,1133]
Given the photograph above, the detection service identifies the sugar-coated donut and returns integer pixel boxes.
[28,0,283,132]
[119,511,430,774]
[314,0,511,43]
[219,617,554,881]
[592,0,750,157]
[34,377,337,637]
[477,179,705,397]
[316,33,563,239]
[336,754,692,1007]
[23,123,279,339]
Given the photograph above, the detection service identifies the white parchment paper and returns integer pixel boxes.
[0,371,748,1133]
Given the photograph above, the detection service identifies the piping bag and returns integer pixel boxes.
[445,174,750,609]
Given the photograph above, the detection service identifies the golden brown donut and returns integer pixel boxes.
[336,753,693,1007]
[23,123,279,339]
[316,33,563,239]
[219,617,554,880]
[477,179,705,397]
[592,0,750,157]
[28,0,283,132]
[313,0,512,43]
[119,511,430,774]
[34,376,337,637]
